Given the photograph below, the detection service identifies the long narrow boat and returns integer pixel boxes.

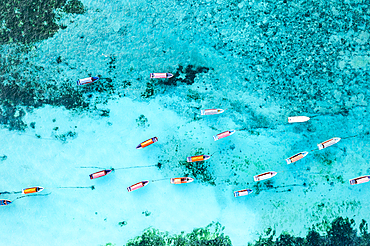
[234,189,253,197]
[170,177,194,184]
[317,137,341,150]
[286,151,309,164]
[349,175,370,185]
[201,109,224,116]
[0,200,12,206]
[254,171,277,182]
[213,130,235,141]
[150,73,173,79]
[89,169,112,179]
[136,137,158,149]
[187,155,210,163]
[77,77,99,86]
[288,116,310,123]
[127,181,149,192]
[22,186,44,194]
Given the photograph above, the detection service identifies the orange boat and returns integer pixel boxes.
[22,186,44,194]
[136,137,158,149]
[187,155,210,163]
[0,200,12,206]
[234,189,253,197]
[254,171,277,182]
[127,181,149,192]
[317,137,341,150]
[89,169,112,179]
[349,175,370,185]
[285,151,308,164]
[170,177,194,184]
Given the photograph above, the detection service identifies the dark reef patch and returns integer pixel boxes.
[126,222,231,246]
[249,216,370,246]
[165,65,210,86]
[0,0,85,45]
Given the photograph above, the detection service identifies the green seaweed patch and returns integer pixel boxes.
[0,104,27,131]
[142,211,151,217]
[136,114,149,128]
[118,221,127,227]
[186,89,202,102]
[127,222,231,246]
[179,160,215,186]
[63,0,85,14]
[249,216,367,246]
[54,130,77,142]
[141,82,156,98]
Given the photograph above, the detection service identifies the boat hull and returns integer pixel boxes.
[288,116,310,123]
[286,151,308,164]
[201,109,224,116]
[254,171,277,182]
[77,77,99,86]
[317,137,341,150]
[90,169,112,179]
[150,73,173,79]
[187,155,210,162]
[349,175,370,185]
[136,137,158,149]
[170,177,194,184]
[234,189,253,197]
[22,186,44,194]
[213,130,235,141]
[127,181,149,192]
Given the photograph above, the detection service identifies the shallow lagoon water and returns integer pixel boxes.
[0,0,370,245]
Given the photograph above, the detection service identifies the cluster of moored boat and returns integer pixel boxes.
[1,74,366,205]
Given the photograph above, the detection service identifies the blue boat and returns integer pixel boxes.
[0,200,12,206]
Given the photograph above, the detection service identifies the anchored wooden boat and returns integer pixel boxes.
[288,116,310,123]
[317,137,341,150]
[201,109,224,116]
[22,187,44,195]
[127,181,149,192]
[213,130,235,141]
[187,155,210,163]
[136,137,158,149]
[234,189,253,197]
[286,151,308,164]
[89,169,112,179]
[254,171,277,182]
[349,175,370,185]
[150,73,173,79]
[170,177,194,184]
[77,77,99,86]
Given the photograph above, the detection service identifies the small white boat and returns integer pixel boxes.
[201,109,224,116]
[150,73,173,79]
[285,151,309,164]
[234,189,253,197]
[288,116,310,123]
[317,137,341,150]
[349,175,370,185]
[254,171,277,182]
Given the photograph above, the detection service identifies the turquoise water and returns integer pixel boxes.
[0,0,369,245]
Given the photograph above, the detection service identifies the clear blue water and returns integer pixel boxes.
[0,0,369,245]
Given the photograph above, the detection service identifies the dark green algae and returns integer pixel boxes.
[118,217,370,246]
